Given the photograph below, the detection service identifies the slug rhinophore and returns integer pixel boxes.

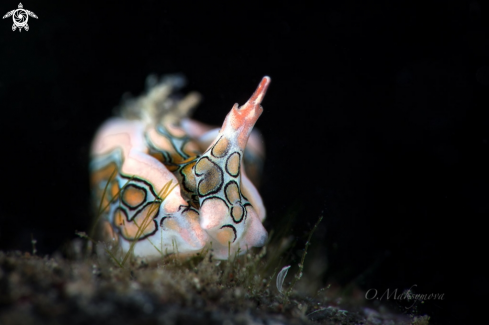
[90,75,270,259]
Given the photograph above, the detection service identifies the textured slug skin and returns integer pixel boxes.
[90,76,270,260]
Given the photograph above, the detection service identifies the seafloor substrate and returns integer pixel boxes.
[0,241,429,325]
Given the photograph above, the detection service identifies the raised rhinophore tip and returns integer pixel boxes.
[246,76,271,106]
[226,77,271,146]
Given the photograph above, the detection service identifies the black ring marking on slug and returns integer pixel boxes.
[242,202,254,223]
[195,157,224,197]
[119,174,160,200]
[156,125,194,160]
[121,183,148,210]
[129,200,160,222]
[243,201,253,208]
[220,224,237,243]
[178,204,198,214]
[211,135,230,158]
[178,160,197,194]
[230,203,246,224]
[160,216,169,227]
[224,180,241,205]
[240,190,249,202]
[225,152,241,177]
[177,204,201,220]
[145,133,176,165]
[113,205,159,242]
[156,124,186,139]
[160,216,175,230]
[201,195,229,208]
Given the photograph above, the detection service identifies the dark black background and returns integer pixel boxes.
[1,1,487,324]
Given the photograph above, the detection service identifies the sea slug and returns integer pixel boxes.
[90,75,270,259]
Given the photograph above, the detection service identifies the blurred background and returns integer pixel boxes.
[1,1,487,323]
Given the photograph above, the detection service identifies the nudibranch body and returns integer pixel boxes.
[90,76,270,259]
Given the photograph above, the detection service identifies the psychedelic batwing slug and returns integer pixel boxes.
[90,76,270,259]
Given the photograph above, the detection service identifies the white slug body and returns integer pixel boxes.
[90,76,270,259]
